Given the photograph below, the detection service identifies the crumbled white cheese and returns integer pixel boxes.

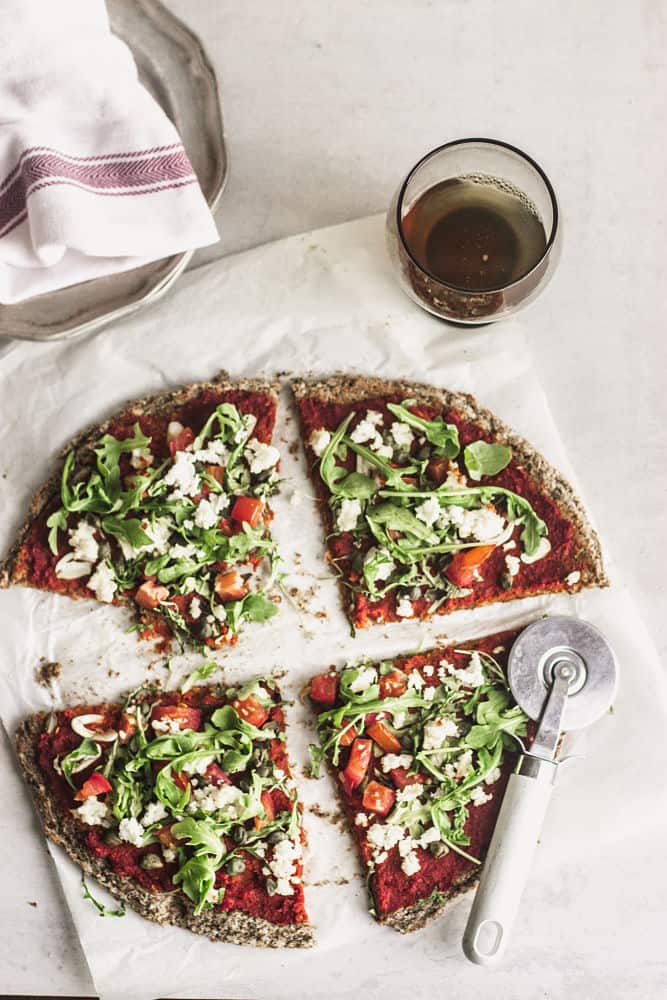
[142,801,168,827]
[144,516,173,555]
[55,553,93,580]
[267,838,302,896]
[170,542,204,561]
[395,597,414,618]
[190,784,245,817]
[484,766,502,786]
[492,645,505,654]
[407,671,424,691]
[445,749,474,782]
[130,446,153,471]
[376,444,394,459]
[309,427,331,457]
[355,812,369,827]
[87,561,117,603]
[193,438,229,465]
[162,847,177,863]
[440,651,485,688]
[189,596,202,620]
[396,782,424,804]
[182,754,216,776]
[381,753,414,773]
[246,438,280,474]
[75,797,110,827]
[167,421,184,441]
[423,686,436,701]
[164,451,200,497]
[212,603,227,622]
[365,410,384,427]
[367,823,404,852]
[415,496,441,527]
[194,493,228,529]
[443,463,468,489]
[505,554,521,578]
[350,418,383,449]
[68,520,99,562]
[422,664,434,677]
[565,570,581,586]
[503,539,517,551]
[418,826,441,848]
[390,422,414,449]
[349,667,377,693]
[401,850,421,876]
[152,716,184,735]
[470,785,493,807]
[235,413,257,443]
[423,717,459,749]
[521,537,552,564]
[118,817,145,846]
[457,505,506,542]
[337,498,362,532]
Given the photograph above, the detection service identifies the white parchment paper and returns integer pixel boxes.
[0,216,665,1000]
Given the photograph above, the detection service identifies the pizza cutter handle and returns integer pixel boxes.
[462,759,556,966]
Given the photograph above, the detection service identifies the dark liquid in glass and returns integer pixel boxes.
[401,176,547,291]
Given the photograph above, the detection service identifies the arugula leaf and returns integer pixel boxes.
[387,400,460,457]
[81,875,126,917]
[60,739,101,789]
[182,661,218,693]
[463,441,512,481]
[46,508,68,556]
[319,414,355,494]
[100,516,153,551]
[366,503,436,543]
[225,593,278,634]
[172,853,219,915]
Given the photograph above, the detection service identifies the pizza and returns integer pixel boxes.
[16,674,312,947]
[292,375,607,630]
[1,373,282,648]
[306,630,528,931]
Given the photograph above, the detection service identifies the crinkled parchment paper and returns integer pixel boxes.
[0,216,665,1000]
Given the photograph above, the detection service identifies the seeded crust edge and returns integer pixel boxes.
[14,713,314,948]
[290,374,608,621]
[0,371,280,590]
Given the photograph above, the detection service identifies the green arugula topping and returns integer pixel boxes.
[81,875,126,917]
[463,441,512,481]
[313,400,549,606]
[61,739,101,789]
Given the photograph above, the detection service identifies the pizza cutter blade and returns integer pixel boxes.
[462,616,617,967]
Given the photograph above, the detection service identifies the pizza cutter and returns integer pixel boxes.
[462,615,617,966]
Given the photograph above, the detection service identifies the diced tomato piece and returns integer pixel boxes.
[216,517,238,537]
[337,724,356,747]
[202,763,232,786]
[379,671,408,699]
[426,456,451,485]
[367,720,402,754]
[362,780,396,817]
[173,771,190,792]
[231,496,263,528]
[310,672,338,705]
[214,569,248,602]
[342,738,372,792]
[232,695,269,728]
[150,703,202,732]
[389,767,428,790]
[135,580,170,610]
[168,426,194,457]
[254,789,276,831]
[445,545,497,587]
[74,771,112,801]
[204,464,225,486]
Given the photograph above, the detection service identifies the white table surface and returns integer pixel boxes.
[2,1,665,996]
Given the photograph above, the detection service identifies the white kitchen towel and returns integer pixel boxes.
[0,0,219,304]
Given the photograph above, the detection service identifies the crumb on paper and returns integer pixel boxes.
[34,660,62,689]
[27,900,38,908]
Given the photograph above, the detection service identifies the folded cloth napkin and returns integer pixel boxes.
[0,0,219,304]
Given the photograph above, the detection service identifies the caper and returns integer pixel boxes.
[428,841,449,858]
[254,469,273,484]
[256,762,271,777]
[251,747,266,764]
[409,586,422,600]
[226,857,246,875]
[418,444,431,461]
[140,853,164,870]
[232,826,249,845]
[104,830,122,846]
[238,776,252,792]
[266,877,278,895]
[267,830,288,845]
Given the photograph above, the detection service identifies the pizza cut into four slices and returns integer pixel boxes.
[16,677,312,947]
[1,373,282,648]
[4,372,609,944]
[306,630,528,931]
[292,374,607,630]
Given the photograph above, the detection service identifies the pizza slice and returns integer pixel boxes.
[1,373,282,648]
[16,675,312,947]
[292,375,607,630]
[306,630,527,931]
